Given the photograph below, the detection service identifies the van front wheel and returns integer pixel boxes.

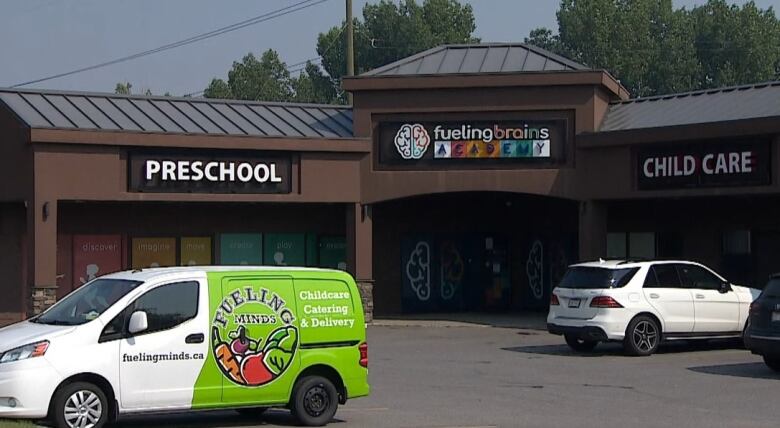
[291,375,338,426]
[51,381,108,428]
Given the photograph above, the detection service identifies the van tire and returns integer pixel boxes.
[51,381,109,428]
[291,375,338,426]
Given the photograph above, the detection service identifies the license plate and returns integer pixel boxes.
[772,312,780,322]
[568,298,581,308]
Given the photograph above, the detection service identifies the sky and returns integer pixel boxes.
[1,0,778,96]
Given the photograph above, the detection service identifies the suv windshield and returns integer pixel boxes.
[558,267,639,289]
[33,278,142,326]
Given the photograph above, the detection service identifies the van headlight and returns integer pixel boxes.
[0,341,49,364]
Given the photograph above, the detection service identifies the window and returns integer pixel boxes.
[646,264,682,288]
[606,232,656,259]
[558,267,639,289]
[723,230,751,255]
[677,265,723,290]
[100,281,199,341]
[133,281,199,334]
[34,279,142,326]
[643,268,659,288]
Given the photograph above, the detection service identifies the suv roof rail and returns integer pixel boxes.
[617,258,654,265]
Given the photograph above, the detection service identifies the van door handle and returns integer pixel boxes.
[695,294,705,299]
[649,293,660,299]
[185,333,205,344]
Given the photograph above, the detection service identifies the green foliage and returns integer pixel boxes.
[114,82,132,95]
[318,0,478,80]
[204,0,478,104]
[204,50,338,104]
[527,0,780,96]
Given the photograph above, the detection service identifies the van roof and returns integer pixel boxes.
[101,266,348,282]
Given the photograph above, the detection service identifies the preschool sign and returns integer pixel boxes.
[377,119,566,168]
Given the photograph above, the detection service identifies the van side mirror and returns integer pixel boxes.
[128,311,148,334]
[719,282,731,294]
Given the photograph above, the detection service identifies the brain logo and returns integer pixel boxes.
[394,124,430,160]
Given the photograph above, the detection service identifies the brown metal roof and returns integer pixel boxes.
[0,88,354,138]
[600,81,780,132]
[361,43,589,76]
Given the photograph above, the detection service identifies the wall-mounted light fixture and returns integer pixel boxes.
[361,204,370,221]
[42,202,49,221]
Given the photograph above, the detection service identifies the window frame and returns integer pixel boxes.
[644,263,684,289]
[99,279,200,343]
[675,263,725,291]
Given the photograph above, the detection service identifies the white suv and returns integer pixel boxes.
[547,260,761,356]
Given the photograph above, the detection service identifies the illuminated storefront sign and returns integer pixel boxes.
[129,152,291,193]
[637,141,771,190]
[378,119,566,168]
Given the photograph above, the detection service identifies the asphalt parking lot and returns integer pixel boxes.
[19,323,780,428]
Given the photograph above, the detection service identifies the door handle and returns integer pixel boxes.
[649,293,660,299]
[695,294,705,299]
[185,333,205,344]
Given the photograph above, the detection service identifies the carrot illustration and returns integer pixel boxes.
[213,327,244,384]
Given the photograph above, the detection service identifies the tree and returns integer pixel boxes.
[205,51,294,102]
[114,82,171,96]
[114,82,132,95]
[204,0,478,104]
[291,62,339,104]
[526,0,780,97]
[318,0,478,82]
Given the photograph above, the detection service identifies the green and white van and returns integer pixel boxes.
[0,267,369,427]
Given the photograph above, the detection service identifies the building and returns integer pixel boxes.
[1,43,779,324]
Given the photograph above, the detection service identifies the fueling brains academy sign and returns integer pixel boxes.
[129,151,291,193]
[637,141,771,190]
[378,120,566,169]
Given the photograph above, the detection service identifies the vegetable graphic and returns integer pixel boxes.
[213,327,244,384]
[241,353,275,385]
[212,324,298,387]
[228,325,259,355]
[262,326,297,375]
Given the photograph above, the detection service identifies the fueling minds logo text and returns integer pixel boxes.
[394,124,430,159]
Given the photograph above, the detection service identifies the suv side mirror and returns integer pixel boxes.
[719,281,731,294]
[128,311,148,334]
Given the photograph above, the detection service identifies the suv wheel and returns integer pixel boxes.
[291,375,338,426]
[564,334,598,352]
[624,315,660,356]
[763,355,780,372]
[51,381,108,428]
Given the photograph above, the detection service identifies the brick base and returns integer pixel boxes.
[357,281,374,323]
[31,287,57,315]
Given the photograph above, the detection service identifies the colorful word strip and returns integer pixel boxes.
[433,140,550,159]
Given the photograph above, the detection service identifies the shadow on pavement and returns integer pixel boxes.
[503,339,744,357]
[688,362,780,380]
[111,409,346,427]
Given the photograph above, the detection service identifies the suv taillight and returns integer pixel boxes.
[750,301,761,315]
[550,294,560,306]
[358,342,368,368]
[590,296,623,308]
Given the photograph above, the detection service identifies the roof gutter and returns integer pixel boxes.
[29,128,371,153]
[343,70,629,101]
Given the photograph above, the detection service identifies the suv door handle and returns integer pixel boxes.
[695,294,705,299]
[185,333,205,344]
[649,293,660,299]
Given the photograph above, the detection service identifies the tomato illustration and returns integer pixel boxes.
[240,353,275,386]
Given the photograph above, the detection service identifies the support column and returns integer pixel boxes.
[347,203,373,322]
[579,200,607,262]
[27,198,58,315]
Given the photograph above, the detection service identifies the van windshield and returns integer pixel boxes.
[32,279,142,326]
[558,267,639,289]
